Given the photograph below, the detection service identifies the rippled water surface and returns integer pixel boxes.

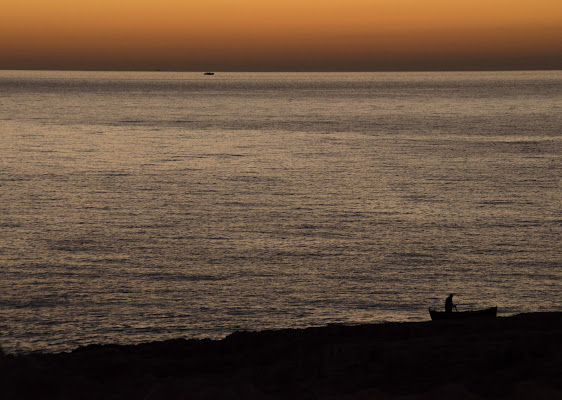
[1,71,560,353]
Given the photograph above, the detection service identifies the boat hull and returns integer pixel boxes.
[429,306,497,321]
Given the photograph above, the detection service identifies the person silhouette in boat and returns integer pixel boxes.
[445,293,457,313]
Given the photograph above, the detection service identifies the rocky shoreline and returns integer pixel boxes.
[1,312,561,399]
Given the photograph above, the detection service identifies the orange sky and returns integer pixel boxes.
[1,0,560,70]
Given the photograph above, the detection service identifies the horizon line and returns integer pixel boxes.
[2,67,561,73]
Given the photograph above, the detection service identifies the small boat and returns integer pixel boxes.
[203,72,215,76]
[429,306,497,321]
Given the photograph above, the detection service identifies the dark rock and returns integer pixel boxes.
[0,312,561,399]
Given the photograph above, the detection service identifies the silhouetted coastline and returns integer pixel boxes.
[1,312,560,399]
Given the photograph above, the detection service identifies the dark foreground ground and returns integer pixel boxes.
[1,313,561,399]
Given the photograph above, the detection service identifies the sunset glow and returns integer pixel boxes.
[2,0,561,70]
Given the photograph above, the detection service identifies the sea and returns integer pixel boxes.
[0,71,560,354]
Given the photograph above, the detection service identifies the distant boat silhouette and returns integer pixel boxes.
[429,306,497,320]
[203,72,215,76]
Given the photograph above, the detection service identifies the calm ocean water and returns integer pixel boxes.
[0,71,560,353]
